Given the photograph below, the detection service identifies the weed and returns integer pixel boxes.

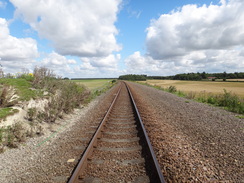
[186,91,196,99]
[236,115,244,119]
[27,108,37,121]
[12,122,26,143]
[0,108,19,120]
[177,90,186,97]
[166,85,177,93]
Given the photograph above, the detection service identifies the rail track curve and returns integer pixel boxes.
[68,82,165,183]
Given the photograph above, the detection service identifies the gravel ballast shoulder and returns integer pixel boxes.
[128,82,244,182]
[0,85,119,183]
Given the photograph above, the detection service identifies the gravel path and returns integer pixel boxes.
[0,85,119,183]
[128,82,244,182]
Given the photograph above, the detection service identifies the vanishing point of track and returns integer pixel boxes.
[68,82,165,183]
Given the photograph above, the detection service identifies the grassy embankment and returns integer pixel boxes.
[139,80,244,115]
[0,69,116,151]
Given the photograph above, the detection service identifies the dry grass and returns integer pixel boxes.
[140,80,244,97]
[227,79,244,82]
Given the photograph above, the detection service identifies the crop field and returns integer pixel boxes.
[140,80,244,97]
[73,79,114,90]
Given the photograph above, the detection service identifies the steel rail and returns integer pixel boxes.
[125,82,166,183]
[68,84,122,183]
[68,82,166,183]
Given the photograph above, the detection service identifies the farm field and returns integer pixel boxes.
[73,79,114,90]
[140,80,244,97]
[227,79,244,82]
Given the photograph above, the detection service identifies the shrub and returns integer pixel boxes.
[40,80,90,123]
[167,85,177,93]
[217,89,243,113]
[27,108,37,121]
[32,66,56,89]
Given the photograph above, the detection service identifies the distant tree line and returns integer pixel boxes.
[148,72,244,81]
[118,74,147,81]
[119,72,244,81]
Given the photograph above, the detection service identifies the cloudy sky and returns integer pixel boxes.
[0,0,243,78]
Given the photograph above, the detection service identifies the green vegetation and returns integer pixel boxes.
[236,115,244,119]
[0,68,118,152]
[195,89,244,114]
[147,72,244,81]
[0,122,31,152]
[0,108,19,120]
[0,78,40,101]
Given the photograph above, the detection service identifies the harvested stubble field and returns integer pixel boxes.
[141,80,244,97]
[74,79,113,90]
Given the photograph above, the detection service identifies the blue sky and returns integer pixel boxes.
[0,0,243,78]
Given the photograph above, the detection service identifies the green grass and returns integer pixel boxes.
[74,79,114,90]
[0,107,19,119]
[0,78,42,101]
[236,115,244,119]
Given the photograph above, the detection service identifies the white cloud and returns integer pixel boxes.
[125,51,163,74]
[0,18,38,73]
[81,54,121,68]
[125,49,244,76]
[78,54,122,78]
[38,52,77,77]
[10,0,122,57]
[121,0,244,76]
[146,0,244,59]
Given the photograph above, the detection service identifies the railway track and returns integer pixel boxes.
[68,82,165,183]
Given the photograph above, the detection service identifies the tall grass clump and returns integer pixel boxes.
[166,85,177,93]
[195,90,244,114]
[218,90,244,114]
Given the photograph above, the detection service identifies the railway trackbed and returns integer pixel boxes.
[68,82,165,183]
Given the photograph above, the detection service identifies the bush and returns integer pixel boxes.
[32,66,56,89]
[217,89,244,113]
[40,80,90,123]
[167,85,177,93]
[0,123,26,149]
